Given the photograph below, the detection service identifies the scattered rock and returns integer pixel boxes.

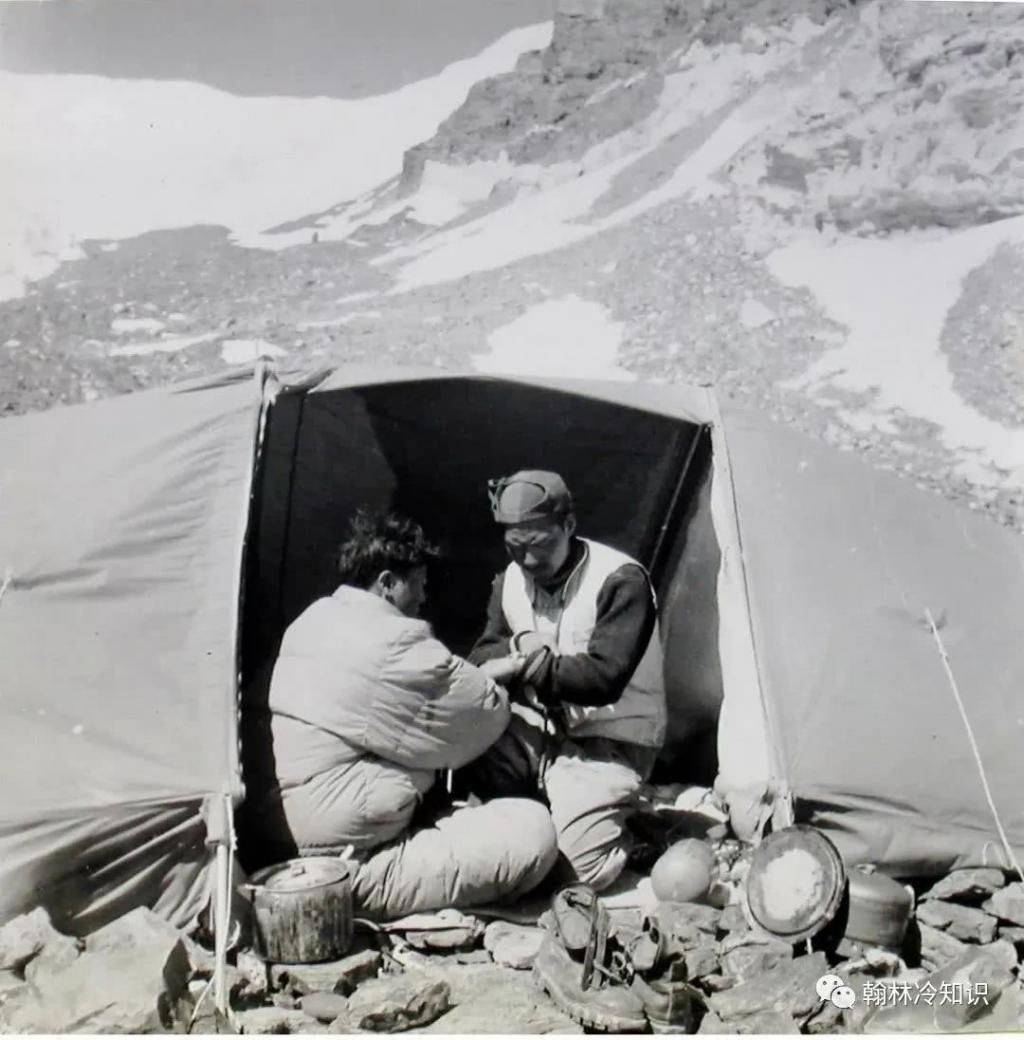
[701,973,735,993]
[916,900,999,944]
[864,942,1017,1033]
[696,1010,733,1033]
[22,933,81,986]
[803,996,845,1034]
[270,946,381,997]
[483,922,544,969]
[997,924,1024,953]
[299,990,350,1023]
[412,963,576,1034]
[717,904,749,936]
[346,973,453,1032]
[835,946,906,979]
[683,942,721,981]
[732,1009,800,1033]
[921,868,1007,904]
[405,923,482,953]
[86,905,185,955]
[235,1006,317,1034]
[984,881,1024,926]
[708,952,827,1021]
[918,921,969,969]
[719,934,793,981]
[1,909,190,1033]
[659,901,721,934]
[0,968,24,998]
[0,908,64,972]
[235,949,270,1001]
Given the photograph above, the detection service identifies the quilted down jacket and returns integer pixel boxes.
[265,584,510,853]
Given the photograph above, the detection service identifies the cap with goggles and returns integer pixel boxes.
[487,470,574,524]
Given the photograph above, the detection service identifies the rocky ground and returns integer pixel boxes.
[2,814,1024,1035]
[2,0,1023,534]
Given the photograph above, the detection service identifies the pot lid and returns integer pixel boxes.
[743,825,846,944]
[847,865,914,909]
[250,857,350,893]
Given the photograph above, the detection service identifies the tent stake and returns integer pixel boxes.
[925,608,1023,883]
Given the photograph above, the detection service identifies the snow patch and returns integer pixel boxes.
[220,339,288,365]
[111,317,166,335]
[771,215,1024,482]
[297,310,383,330]
[108,331,219,357]
[381,31,816,294]
[0,22,552,299]
[473,296,634,382]
[739,299,776,330]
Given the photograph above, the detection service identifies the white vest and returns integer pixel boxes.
[501,539,667,748]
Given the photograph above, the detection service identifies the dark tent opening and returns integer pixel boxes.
[237,377,724,866]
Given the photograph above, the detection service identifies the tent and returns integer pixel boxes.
[2,362,1023,947]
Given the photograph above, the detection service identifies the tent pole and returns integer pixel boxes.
[212,792,236,1017]
[650,427,707,583]
[213,839,229,1014]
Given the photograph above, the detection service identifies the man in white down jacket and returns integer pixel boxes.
[245,510,558,919]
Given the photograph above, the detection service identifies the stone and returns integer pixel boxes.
[835,946,906,978]
[0,907,64,972]
[984,881,1024,926]
[346,973,453,1032]
[717,904,749,936]
[701,974,735,993]
[922,868,1007,904]
[864,943,1018,1033]
[22,933,81,985]
[299,990,350,1023]
[236,1006,317,1034]
[483,922,544,970]
[916,900,999,944]
[271,947,381,997]
[235,949,270,1001]
[86,906,185,955]
[412,964,576,1034]
[696,1010,733,1033]
[803,996,845,1034]
[1,913,190,1033]
[719,934,793,982]
[997,924,1024,952]
[0,968,25,998]
[733,1009,800,1033]
[404,915,483,952]
[683,942,720,981]
[708,952,828,1021]
[918,922,969,969]
[658,901,722,937]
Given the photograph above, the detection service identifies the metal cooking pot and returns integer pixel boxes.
[245,857,354,964]
[842,865,913,951]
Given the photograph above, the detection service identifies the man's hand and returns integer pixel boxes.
[479,654,527,685]
[512,631,557,656]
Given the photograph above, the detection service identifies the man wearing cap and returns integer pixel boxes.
[464,470,667,892]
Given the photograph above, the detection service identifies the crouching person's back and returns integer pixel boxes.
[246,510,558,919]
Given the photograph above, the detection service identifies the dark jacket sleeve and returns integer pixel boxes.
[467,573,513,664]
[529,564,656,708]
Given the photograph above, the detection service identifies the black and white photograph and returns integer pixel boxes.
[1,0,1023,1033]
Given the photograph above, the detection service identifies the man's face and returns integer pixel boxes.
[390,565,428,618]
[503,516,573,583]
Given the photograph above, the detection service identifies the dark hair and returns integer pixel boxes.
[336,510,440,589]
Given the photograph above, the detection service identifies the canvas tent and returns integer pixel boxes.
[2,363,1023,948]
